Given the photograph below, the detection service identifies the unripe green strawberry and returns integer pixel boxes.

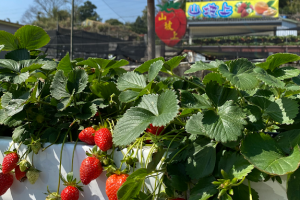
[19,159,31,172]
[26,168,40,184]
[45,192,61,200]
[36,114,44,123]
[31,141,42,154]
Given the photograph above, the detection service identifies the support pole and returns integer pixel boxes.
[147,0,155,60]
[70,0,74,60]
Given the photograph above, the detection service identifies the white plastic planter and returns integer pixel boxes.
[0,137,288,200]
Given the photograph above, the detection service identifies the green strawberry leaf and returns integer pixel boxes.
[292,75,300,85]
[218,59,259,90]
[180,90,212,109]
[287,167,300,200]
[113,90,179,146]
[162,55,186,73]
[13,72,29,84]
[75,102,97,120]
[270,66,300,80]
[134,57,165,73]
[218,152,254,180]
[0,45,4,51]
[241,132,300,175]
[90,81,119,102]
[3,91,29,116]
[57,93,74,111]
[117,71,147,91]
[119,90,140,103]
[205,81,238,107]
[202,73,226,85]
[14,25,50,50]
[5,49,30,61]
[57,52,72,76]
[256,53,300,71]
[232,184,259,200]
[118,168,149,200]
[148,60,163,82]
[0,31,19,51]
[189,176,218,200]
[20,63,43,73]
[185,138,216,179]
[66,68,88,94]
[276,129,300,154]
[12,125,31,143]
[184,60,222,74]
[253,67,285,88]
[265,98,299,124]
[50,70,71,100]
[186,101,247,143]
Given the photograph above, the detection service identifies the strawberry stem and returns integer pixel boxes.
[57,132,68,194]
[8,142,14,151]
[71,137,79,172]
[31,151,34,167]
[16,142,23,153]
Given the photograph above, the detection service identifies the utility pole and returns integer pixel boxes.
[70,0,74,60]
[147,0,155,60]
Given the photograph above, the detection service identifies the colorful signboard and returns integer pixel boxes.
[186,0,279,20]
[155,1,187,47]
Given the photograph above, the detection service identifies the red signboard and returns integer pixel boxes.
[155,1,187,47]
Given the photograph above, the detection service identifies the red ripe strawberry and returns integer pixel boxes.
[94,128,113,151]
[79,127,96,145]
[0,172,13,196]
[2,152,19,174]
[61,186,79,200]
[146,124,165,135]
[80,157,103,185]
[105,174,129,200]
[15,165,26,182]
[241,9,249,17]
[237,6,244,13]
[241,2,247,8]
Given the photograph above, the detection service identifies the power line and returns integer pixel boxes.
[101,0,127,22]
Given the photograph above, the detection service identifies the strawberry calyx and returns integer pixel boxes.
[18,159,31,172]
[158,1,181,13]
[44,186,61,200]
[60,172,83,192]
[4,149,17,155]
[106,168,129,178]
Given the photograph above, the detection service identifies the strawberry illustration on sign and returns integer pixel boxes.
[155,1,187,47]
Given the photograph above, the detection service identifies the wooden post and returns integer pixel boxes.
[70,0,74,60]
[147,0,155,60]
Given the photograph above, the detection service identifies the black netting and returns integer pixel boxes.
[42,27,147,62]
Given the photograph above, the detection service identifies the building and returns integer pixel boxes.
[184,1,300,59]
[0,20,22,59]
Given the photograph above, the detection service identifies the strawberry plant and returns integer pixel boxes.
[1,24,300,200]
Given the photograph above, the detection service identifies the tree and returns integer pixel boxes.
[77,1,101,21]
[105,19,123,26]
[21,0,83,24]
[130,16,147,34]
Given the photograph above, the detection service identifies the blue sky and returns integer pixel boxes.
[0,0,160,24]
